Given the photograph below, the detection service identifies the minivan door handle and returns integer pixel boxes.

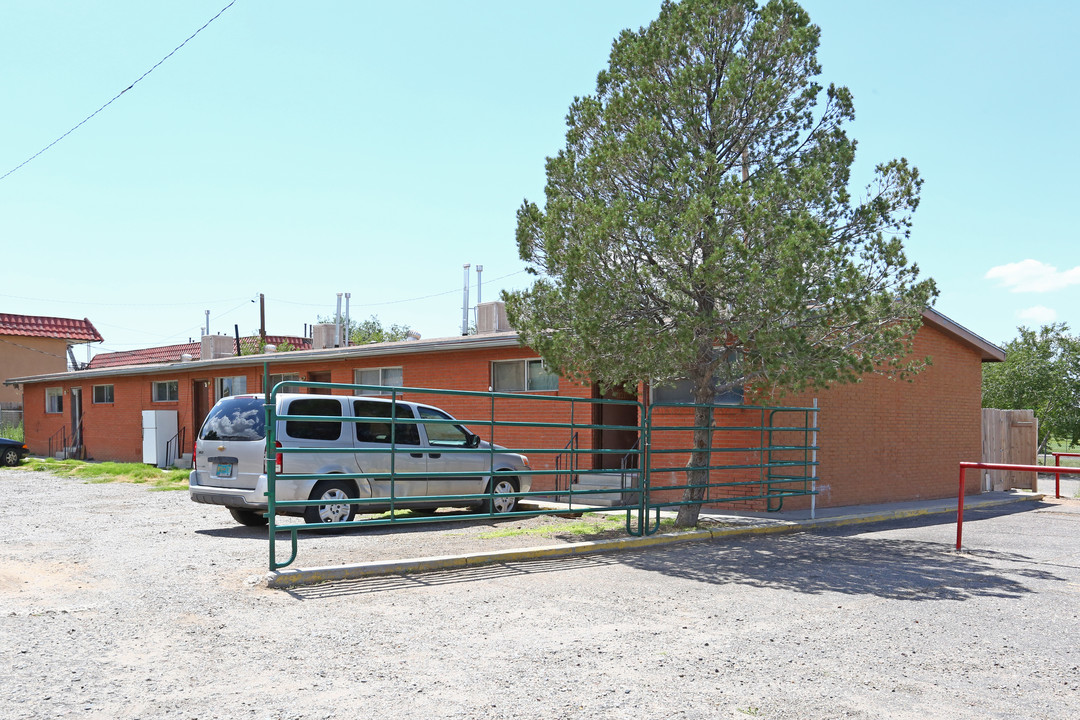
[410,453,424,458]
[428,453,441,459]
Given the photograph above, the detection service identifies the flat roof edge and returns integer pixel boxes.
[4,332,524,385]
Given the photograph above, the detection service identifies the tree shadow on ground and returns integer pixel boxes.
[611,503,1066,602]
[284,505,1067,602]
[618,532,1055,602]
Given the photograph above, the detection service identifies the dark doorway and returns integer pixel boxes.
[192,380,210,447]
[69,387,83,456]
[307,371,332,393]
[591,385,639,470]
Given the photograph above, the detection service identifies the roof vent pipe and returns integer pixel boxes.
[405,330,421,342]
[462,264,471,336]
[334,293,343,348]
[181,353,192,362]
[344,293,351,348]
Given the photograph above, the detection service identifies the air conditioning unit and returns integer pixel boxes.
[476,301,509,334]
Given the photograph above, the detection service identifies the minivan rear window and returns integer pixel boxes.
[200,397,265,441]
[285,398,343,441]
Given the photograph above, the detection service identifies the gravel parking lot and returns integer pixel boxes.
[3,467,1079,719]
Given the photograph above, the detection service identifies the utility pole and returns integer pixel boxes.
[259,293,266,345]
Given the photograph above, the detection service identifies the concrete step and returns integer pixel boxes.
[566,471,641,507]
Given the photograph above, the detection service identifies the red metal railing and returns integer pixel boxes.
[1052,453,1080,498]
[956,462,1080,550]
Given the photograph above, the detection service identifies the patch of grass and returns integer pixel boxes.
[19,458,189,491]
[478,514,677,540]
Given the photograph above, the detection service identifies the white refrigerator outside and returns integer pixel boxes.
[142,410,178,467]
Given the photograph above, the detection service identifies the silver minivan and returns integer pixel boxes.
[189,393,531,526]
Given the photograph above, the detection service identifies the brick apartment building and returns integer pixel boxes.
[5,306,1003,511]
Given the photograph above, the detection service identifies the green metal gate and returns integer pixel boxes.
[260,379,818,570]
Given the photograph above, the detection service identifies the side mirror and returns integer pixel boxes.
[466,432,481,448]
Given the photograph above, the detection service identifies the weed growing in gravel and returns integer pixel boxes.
[18,458,189,491]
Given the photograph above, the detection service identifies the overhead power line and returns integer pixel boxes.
[0,1,238,183]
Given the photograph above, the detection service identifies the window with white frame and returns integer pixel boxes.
[215,375,247,400]
[265,373,300,392]
[46,387,63,413]
[92,384,114,404]
[492,359,559,392]
[152,380,179,402]
[354,367,403,396]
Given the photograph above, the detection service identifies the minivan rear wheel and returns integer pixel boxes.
[305,480,357,524]
[228,508,269,527]
[484,476,519,514]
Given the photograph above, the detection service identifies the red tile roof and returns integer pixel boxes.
[87,336,311,369]
[0,314,103,342]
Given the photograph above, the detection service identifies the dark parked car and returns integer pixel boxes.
[0,437,29,466]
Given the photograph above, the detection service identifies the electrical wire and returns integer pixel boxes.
[0,292,249,308]
[0,1,238,183]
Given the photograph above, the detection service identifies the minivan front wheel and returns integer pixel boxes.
[305,480,357,524]
[484,476,519,514]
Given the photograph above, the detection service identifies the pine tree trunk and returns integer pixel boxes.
[675,403,712,528]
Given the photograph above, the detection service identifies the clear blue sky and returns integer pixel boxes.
[2,1,1077,361]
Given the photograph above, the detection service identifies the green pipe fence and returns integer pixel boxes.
[258,374,818,570]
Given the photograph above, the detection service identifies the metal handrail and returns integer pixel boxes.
[164,426,188,469]
[47,426,67,459]
[554,432,578,493]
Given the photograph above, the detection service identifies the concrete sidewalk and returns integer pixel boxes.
[265,489,1048,588]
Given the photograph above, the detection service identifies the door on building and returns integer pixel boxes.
[307,371,332,393]
[591,385,639,470]
[192,380,211,442]
[69,387,83,456]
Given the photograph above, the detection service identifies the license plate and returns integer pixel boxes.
[215,463,232,478]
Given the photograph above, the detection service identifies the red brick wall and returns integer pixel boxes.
[780,321,984,508]
[636,321,984,511]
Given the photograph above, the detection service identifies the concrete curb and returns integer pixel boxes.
[264,492,1046,589]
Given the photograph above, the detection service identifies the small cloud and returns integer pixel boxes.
[985,259,1080,292]
[1016,305,1057,325]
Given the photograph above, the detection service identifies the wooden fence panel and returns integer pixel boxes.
[982,408,1038,490]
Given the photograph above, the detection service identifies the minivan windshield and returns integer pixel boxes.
[199,397,265,441]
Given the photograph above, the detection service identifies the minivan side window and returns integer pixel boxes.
[353,400,419,445]
[285,398,343,441]
[417,406,470,447]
